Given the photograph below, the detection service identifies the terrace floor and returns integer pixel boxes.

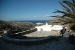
[23,31,59,37]
[0,31,75,50]
[0,36,75,50]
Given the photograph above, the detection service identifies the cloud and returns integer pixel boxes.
[46,15,50,17]
[34,16,37,18]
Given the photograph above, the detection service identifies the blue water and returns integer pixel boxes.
[11,20,51,24]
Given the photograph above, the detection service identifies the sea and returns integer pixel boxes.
[11,20,51,24]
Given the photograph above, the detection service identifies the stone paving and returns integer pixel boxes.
[63,31,70,37]
[0,31,75,50]
[0,36,75,50]
[23,31,59,37]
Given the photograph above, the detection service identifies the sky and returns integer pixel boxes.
[0,0,63,21]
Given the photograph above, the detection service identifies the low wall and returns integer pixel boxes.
[2,28,59,45]
[2,33,59,45]
[7,28,37,37]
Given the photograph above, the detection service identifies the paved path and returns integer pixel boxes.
[0,36,75,50]
[0,31,75,50]
[63,31,70,37]
[23,31,59,37]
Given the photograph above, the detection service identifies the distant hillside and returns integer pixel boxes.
[0,20,35,31]
[48,18,68,25]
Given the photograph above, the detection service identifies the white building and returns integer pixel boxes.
[35,23,63,31]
